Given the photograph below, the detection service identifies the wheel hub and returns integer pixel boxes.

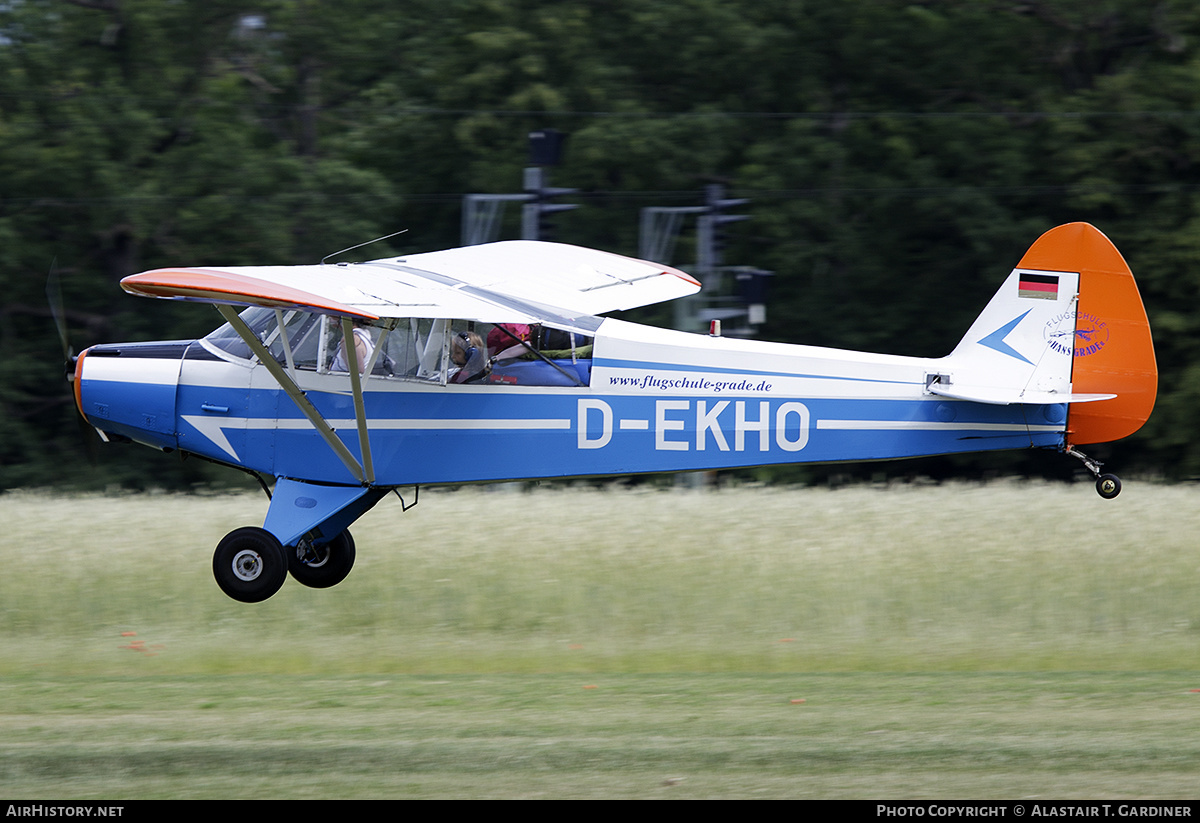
[297,542,330,569]
[231,549,263,581]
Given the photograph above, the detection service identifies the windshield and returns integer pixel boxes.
[203,306,321,367]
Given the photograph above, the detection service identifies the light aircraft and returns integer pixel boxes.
[72,222,1156,602]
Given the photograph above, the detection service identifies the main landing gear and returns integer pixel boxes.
[1066,448,1122,500]
[212,527,357,603]
[287,531,356,589]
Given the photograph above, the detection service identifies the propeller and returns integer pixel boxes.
[45,262,101,463]
[45,259,78,383]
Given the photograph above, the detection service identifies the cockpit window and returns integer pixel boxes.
[203,308,597,387]
[482,322,594,387]
[376,318,446,380]
[276,311,322,369]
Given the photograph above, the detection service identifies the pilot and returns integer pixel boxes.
[331,321,375,374]
[449,330,490,383]
[487,322,533,361]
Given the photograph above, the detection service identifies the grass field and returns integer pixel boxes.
[2,480,1199,797]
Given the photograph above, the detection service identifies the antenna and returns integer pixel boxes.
[321,229,409,265]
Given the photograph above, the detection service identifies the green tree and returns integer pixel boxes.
[4,0,1200,489]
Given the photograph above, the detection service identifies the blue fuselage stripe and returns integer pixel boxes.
[168,382,1063,485]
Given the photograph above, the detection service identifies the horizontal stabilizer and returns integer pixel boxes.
[927,384,1116,406]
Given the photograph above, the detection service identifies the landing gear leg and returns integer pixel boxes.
[1066,447,1122,500]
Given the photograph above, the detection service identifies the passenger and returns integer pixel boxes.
[449,330,490,383]
[331,321,374,374]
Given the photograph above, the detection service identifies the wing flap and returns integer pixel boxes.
[392,241,701,315]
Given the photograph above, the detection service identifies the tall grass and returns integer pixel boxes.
[3,480,1199,673]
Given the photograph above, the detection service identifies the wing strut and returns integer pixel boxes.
[217,305,370,485]
[341,317,376,483]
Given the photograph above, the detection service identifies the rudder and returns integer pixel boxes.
[1016,223,1157,446]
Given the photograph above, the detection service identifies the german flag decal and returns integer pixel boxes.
[1018,272,1059,300]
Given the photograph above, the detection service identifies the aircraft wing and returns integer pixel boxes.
[120,240,700,324]
[391,241,700,315]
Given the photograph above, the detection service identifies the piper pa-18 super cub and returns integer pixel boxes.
[73,222,1156,602]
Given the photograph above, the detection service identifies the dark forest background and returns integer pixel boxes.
[3,0,1199,490]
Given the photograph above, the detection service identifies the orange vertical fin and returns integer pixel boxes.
[1016,223,1157,446]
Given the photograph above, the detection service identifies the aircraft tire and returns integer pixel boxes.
[288,530,356,589]
[212,527,288,603]
[1095,473,1122,500]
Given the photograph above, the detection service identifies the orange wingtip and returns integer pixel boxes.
[1018,223,1157,446]
[121,268,380,321]
[658,263,702,288]
[603,248,702,288]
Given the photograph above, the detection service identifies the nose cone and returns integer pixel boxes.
[72,348,87,419]
[75,341,187,451]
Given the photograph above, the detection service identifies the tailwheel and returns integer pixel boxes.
[1066,448,1122,500]
[288,530,356,589]
[1096,473,1122,500]
[212,527,288,603]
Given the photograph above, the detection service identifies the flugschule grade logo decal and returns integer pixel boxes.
[1044,310,1110,358]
